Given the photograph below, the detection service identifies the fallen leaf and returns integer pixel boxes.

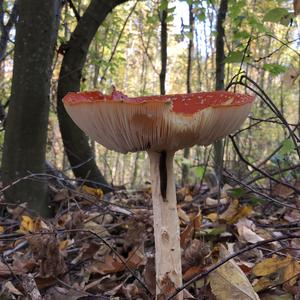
[0,226,4,233]
[236,218,264,244]
[253,256,292,277]
[205,197,228,207]
[4,281,23,296]
[282,258,300,286]
[182,239,210,273]
[209,244,260,300]
[83,221,109,238]
[219,199,252,224]
[260,293,293,300]
[180,210,202,248]
[81,185,104,199]
[143,256,156,294]
[253,277,274,292]
[177,207,190,223]
[206,212,218,222]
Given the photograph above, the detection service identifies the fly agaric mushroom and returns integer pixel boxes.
[63,89,254,299]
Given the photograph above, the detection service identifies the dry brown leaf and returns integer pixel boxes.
[205,197,228,207]
[143,256,156,295]
[183,264,204,281]
[83,221,109,238]
[4,281,23,296]
[253,277,274,292]
[219,199,253,224]
[126,246,146,269]
[182,239,210,273]
[282,259,300,286]
[27,234,67,277]
[253,256,292,277]
[47,286,86,300]
[177,207,190,223]
[209,244,260,300]
[180,210,202,248]
[88,254,125,274]
[260,293,293,300]
[272,183,294,198]
[219,199,239,221]
[0,262,20,276]
[236,218,264,244]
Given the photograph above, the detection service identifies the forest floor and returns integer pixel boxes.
[1,177,300,300]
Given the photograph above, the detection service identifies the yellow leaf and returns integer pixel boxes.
[253,256,292,277]
[283,259,300,286]
[0,225,4,233]
[253,277,274,292]
[59,239,73,251]
[20,215,34,232]
[209,245,260,300]
[19,216,47,233]
[82,185,103,199]
[207,212,218,222]
[230,205,253,224]
[219,199,252,224]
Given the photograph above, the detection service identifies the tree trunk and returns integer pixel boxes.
[213,0,228,194]
[182,3,195,185]
[57,0,127,193]
[159,2,168,95]
[2,0,61,215]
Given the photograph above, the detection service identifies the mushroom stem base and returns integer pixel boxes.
[148,151,183,300]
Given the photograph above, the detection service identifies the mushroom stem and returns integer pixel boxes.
[148,150,183,300]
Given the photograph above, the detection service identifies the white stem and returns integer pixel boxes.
[148,151,182,300]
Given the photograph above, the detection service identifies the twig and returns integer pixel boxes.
[167,234,300,299]
[229,135,300,194]
[224,170,300,210]
[65,229,153,297]
[100,1,138,84]
[66,0,80,21]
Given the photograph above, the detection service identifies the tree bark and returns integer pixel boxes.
[159,2,168,95]
[213,0,228,192]
[57,0,127,193]
[2,0,61,215]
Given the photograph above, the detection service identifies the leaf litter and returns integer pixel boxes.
[0,180,300,299]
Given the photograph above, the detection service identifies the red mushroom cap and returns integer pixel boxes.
[63,90,254,153]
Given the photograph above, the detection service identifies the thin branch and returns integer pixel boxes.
[229,135,300,194]
[100,1,138,84]
[167,234,300,299]
[66,0,80,21]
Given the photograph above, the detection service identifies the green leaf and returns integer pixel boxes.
[233,31,250,40]
[280,138,294,155]
[263,7,290,23]
[224,51,250,63]
[248,16,268,32]
[159,0,168,11]
[263,63,287,75]
[228,188,246,198]
[193,166,205,179]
